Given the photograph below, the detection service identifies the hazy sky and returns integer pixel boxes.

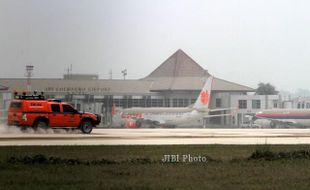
[0,0,310,91]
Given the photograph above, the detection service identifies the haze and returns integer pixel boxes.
[0,0,310,91]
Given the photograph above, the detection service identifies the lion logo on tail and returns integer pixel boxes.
[200,91,209,105]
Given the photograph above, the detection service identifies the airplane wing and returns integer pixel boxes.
[202,107,236,118]
[203,114,232,118]
[209,107,238,112]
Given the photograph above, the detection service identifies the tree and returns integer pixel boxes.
[255,82,278,95]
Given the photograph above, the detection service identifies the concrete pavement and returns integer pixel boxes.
[1,128,310,145]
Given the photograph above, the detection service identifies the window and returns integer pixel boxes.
[172,99,189,107]
[113,99,123,107]
[273,100,278,108]
[76,103,81,111]
[179,99,185,107]
[216,98,222,107]
[51,104,60,112]
[252,100,261,109]
[10,102,22,109]
[132,99,143,107]
[165,99,170,107]
[146,97,152,107]
[173,99,178,107]
[183,99,189,107]
[238,100,247,109]
[191,99,196,104]
[62,104,76,113]
[151,99,164,107]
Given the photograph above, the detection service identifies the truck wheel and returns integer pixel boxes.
[33,120,48,129]
[80,121,93,134]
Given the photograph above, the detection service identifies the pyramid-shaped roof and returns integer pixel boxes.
[145,49,209,78]
[142,49,254,92]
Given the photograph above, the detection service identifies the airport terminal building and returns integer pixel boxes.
[0,50,256,127]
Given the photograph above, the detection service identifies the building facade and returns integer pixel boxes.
[0,85,10,123]
[282,97,310,109]
[0,49,255,127]
[230,94,281,127]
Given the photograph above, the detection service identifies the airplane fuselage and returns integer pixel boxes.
[118,76,232,128]
[256,109,310,127]
[121,107,206,127]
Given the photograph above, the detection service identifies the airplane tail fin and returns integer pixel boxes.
[193,76,213,111]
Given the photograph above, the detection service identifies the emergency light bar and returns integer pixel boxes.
[13,91,45,100]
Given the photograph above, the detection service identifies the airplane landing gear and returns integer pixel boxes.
[270,121,277,128]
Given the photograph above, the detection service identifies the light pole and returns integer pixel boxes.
[121,69,127,80]
[25,65,34,91]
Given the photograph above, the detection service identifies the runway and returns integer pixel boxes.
[2,128,310,145]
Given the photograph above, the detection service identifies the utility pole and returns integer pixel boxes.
[25,65,34,91]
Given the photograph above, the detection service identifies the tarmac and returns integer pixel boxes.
[2,128,310,145]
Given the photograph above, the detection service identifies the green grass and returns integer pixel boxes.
[1,145,310,189]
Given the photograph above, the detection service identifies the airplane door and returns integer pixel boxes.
[49,104,65,127]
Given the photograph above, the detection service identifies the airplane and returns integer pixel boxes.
[253,109,310,128]
[119,76,234,128]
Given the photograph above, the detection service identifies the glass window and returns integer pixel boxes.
[273,100,278,108]
[10,102,22,109]
[62,104,76,113]
[183,99,189,107]
[191,99,196,104]
[238,100,247,109]
[146,97,152,107]
[252,100,261,109]
[165,99,170,107]
[132,99,143,107]
[151,99,164,107]
[179,99,184,107]
[51,104,60,112]
[76,103,81,111]
[173,99,178,107]
[113,99,123,107]
[216,98,222,107]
